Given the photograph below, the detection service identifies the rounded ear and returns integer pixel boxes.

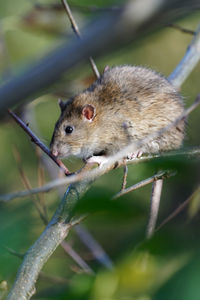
[82,104,96,122]
[58,98,65,112]
[103,65,110,73]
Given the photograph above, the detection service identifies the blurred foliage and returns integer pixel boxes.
[0,0,200,299]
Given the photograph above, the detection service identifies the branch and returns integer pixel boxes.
[168,24,200,88]
[8,109,71,175]
[113,170,175,199]
[167,23,195,35]
[7,180,91,300]
[61,0,100,79]
[146,179,163,239]
[156,186,200,231]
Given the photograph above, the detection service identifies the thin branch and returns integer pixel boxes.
[8,109,71,175]
[61,0,100,79]
[75,225,114,270]
[146,179,163,239]
[168,23,200,88]
[113,170,175,200]
[121,164,128,191]
[167,23,195,35]
[61,241,94,275]
[156,186,200,231]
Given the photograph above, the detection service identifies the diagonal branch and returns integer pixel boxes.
[8,109,71,175]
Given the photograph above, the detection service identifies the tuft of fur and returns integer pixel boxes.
[50,65,185,160]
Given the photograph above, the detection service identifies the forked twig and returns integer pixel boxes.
[61,0,100,79]
[113,170,175,200]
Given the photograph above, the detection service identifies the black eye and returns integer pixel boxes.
[65,126,74,134]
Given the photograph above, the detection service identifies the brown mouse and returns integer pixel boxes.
[50,65,184,165]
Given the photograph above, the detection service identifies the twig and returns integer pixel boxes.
[156,186,200,231]
[75,225,113,270]
[146,178,163,239]
[121,163,128,191]
[61,0,100,79]
[168,23,200,88]
[113,170,175,200]
[61,241,94,275]
[13,146,49,225]
[8,109,71,175]
[168,23,195,35]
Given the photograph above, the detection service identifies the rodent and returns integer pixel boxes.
[50,65,185,165]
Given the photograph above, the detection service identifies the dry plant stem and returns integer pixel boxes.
[168,23,195,35]
[61,0,100,79]
[7,180,91,300]
[168,23,200,88]
[75,225,114,270]
[113,170,174,199]
[146,179,163,239]
[8,109,71,175]
[156,186,200,231]
[61,241,94,275]
[121,164,128,191]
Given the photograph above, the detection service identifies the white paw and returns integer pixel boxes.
[86,156,109,168]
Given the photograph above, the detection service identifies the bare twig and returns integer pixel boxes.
[113,170,175,200]
[121,163,128,191]
[75,225,113,270]
[168,24,200,88]
[168,23,195,35]
[146,179,163,239]
[8,109,71,175]
[61,0,100,79]
[156,186,200,231]
[61,241,94,275]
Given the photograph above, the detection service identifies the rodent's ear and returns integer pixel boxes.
[103,65,110,73]
[82,104,96,122]
[58,98,65,112]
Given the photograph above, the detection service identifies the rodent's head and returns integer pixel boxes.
[50,96,98,160]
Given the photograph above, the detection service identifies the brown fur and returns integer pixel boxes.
[50,65,185,160]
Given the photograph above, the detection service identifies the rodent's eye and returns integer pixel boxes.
[65,126,74,134]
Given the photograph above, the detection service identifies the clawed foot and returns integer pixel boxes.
[127,150,143,160]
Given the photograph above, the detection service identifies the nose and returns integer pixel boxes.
[51,149,58,157]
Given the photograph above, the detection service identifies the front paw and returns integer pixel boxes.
[86,156,109,167]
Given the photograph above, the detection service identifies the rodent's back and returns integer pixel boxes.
[87,65,185,153]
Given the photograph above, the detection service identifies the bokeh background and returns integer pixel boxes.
[0,0,200,299]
